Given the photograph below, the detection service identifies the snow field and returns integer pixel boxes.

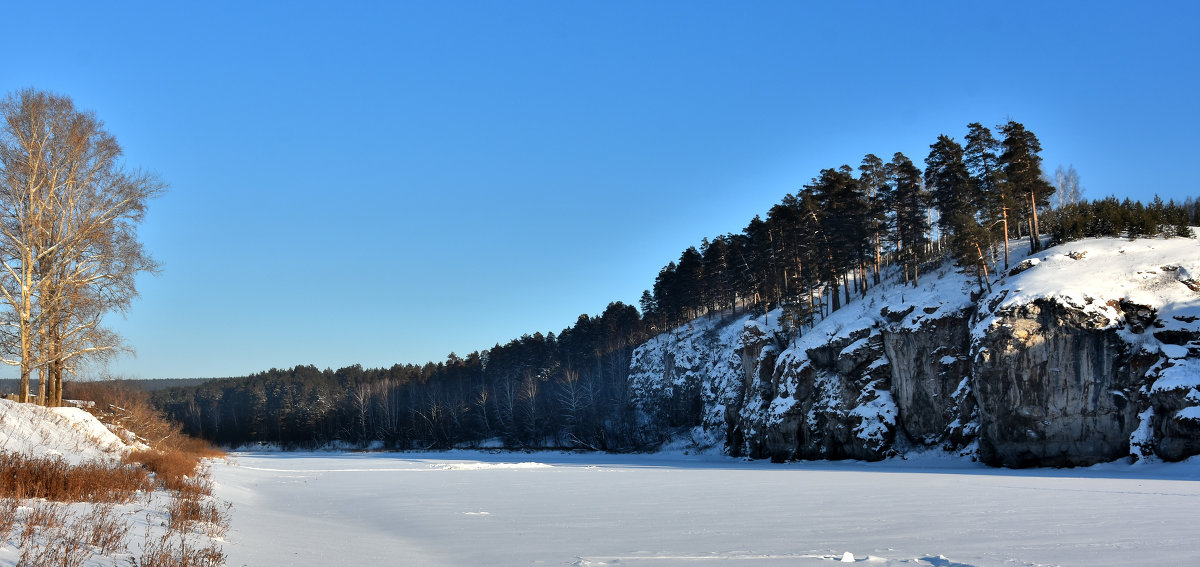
[212,451,1200,567]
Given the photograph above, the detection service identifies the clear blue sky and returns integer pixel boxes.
[3,1,1197,379]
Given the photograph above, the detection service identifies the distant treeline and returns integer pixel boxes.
[151,120,1198,451]
[152,302,651,449]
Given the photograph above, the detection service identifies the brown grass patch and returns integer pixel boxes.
[7,380,232,565]
[0,452,149,503]
[125,449,199,492]
[72,380,226,494]
[19,501,68,549]
[167,493,230,538]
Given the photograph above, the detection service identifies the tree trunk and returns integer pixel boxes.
[974,241,992,293]
[873,234,882,285]
[1029,190,1041,252]
[52,359,63,407]
[37,365,47,405]
[1001,204,1010,270]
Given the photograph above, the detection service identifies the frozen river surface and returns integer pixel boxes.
[211,451,1200,566]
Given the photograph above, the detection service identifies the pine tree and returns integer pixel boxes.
[925,135,991,289]
[676,247,704,320]
[887,153,931,286]
[700,236,733,316]
[859,153,892,284]
[742,215,776,315]
[999,121,1055,252]
[965,122,1011,269]
[651,262,680,327]
[925,135,977,234]
[805,166,868,310]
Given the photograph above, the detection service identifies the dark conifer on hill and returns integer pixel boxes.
[807,166,870,309]
[700,235,734,317]
[925,135,977,234]
[742,215,776,316]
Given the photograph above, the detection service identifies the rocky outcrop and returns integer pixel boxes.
[881,308,976,449]
[971,298,1156,466]
[1146,357,1200,461]
[628,237,1200,466]
[740,326,898,462]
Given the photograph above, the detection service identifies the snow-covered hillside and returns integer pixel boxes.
[630,235,1200,466]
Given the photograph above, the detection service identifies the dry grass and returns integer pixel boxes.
[16,522,91,567]
[167,492,231,538]
[133,526,227,567]
[66,380,212,453]
[19,501,68,549]
[12,501,130,567]
[0,496,19,538]
[126,449,200,492]
[73,380,225,492]
[82,502,132,555]
[0,452,150,503]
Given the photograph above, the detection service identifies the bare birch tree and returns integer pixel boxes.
[0,88,162,404]
[1054,165,1083,209]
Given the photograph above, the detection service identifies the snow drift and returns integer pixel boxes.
[0,398,130,464]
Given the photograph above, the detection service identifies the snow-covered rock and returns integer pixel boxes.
[630,235,1200,466]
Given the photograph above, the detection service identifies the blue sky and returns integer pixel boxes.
[3,1,1197,379]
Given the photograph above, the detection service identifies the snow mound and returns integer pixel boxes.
[0,398,131,464]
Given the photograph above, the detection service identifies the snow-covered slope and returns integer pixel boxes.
[0,398,130,464]
[630,235,1200,466]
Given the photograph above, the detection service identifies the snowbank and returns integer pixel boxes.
[0,398,131,464]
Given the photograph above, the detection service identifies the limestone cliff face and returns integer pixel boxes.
[880,308,977,450]
[970,298,1156,466]
[628,237,1200,466]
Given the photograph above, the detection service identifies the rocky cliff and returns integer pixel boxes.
[629,236,1200,466]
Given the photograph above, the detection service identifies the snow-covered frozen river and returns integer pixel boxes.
[211,451,1200,566]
